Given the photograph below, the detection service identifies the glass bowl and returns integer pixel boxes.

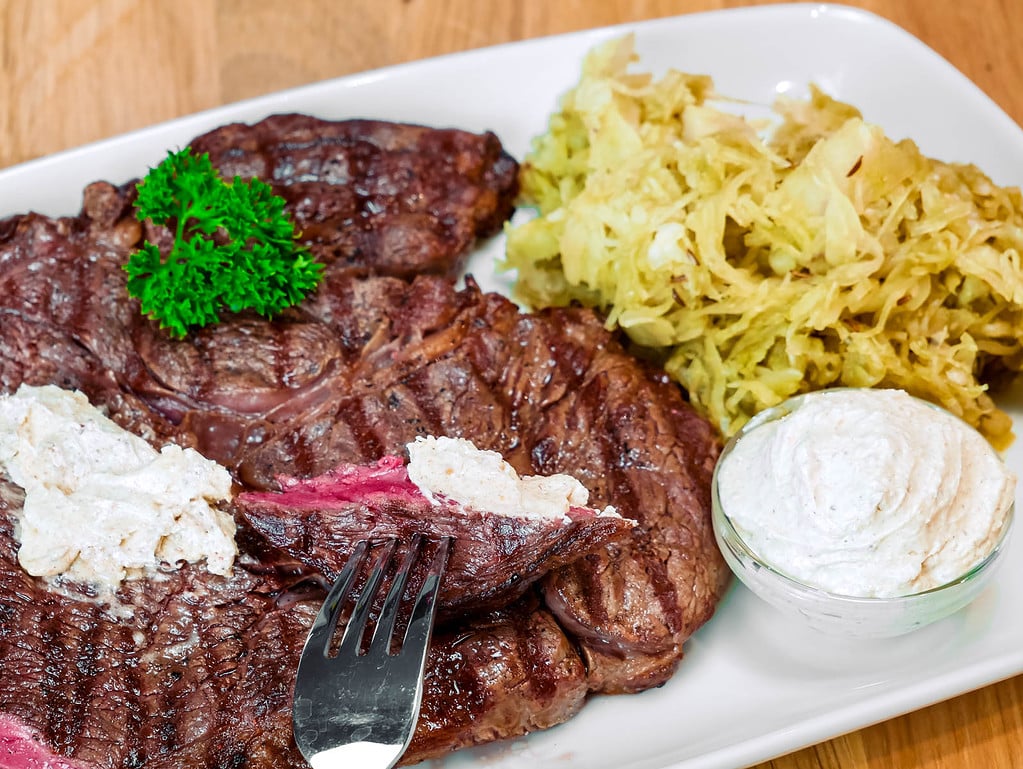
[711,390,1015,639]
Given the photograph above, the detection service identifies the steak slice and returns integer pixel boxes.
[233,454,636,616]
[190,114,519,279]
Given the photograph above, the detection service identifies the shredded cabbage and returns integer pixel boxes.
[504,35,1023,448]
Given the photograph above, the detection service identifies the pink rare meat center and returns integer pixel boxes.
[0,715,87,769]
[267,455,429,506]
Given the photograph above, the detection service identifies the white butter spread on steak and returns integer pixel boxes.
[0,115,728,767]
[0,384,236,597]
[406,434,614,520]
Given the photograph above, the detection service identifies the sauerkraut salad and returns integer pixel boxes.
[504,36,1023,448]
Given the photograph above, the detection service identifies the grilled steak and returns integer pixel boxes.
[234,455,636,616]
[0,115,728,765]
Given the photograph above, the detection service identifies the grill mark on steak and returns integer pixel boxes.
[69,613,104,752]
[120,666,144,768]
[342,395,389,463]
[40,616,65,751]
[636,530,687,637]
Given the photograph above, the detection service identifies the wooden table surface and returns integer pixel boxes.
[2,1,1023,767]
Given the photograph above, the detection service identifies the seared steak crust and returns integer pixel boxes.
[0,116,727,765]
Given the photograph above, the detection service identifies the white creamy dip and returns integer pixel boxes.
[0,384,237,594]
[716,388,1016,598]
[406,435,616,520]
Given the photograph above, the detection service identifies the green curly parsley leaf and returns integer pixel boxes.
[125,147,324,338]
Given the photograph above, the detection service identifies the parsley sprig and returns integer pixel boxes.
[126,148,324,338]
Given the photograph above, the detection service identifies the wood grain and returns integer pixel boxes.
[1,1,1022,767]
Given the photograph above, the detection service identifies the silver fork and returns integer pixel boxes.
[292,534,451,769]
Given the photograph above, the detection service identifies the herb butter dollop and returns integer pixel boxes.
[406,435,616,520]
[0,384,237,594]
[716,388,1016,598]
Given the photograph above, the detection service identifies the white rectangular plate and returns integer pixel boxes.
[2,4,1023,768]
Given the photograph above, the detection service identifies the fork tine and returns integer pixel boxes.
[292,534,452,769]
[337,537,399,657]
[370,533,424,652]
[306,538,370,657]
[400,536,451,655]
